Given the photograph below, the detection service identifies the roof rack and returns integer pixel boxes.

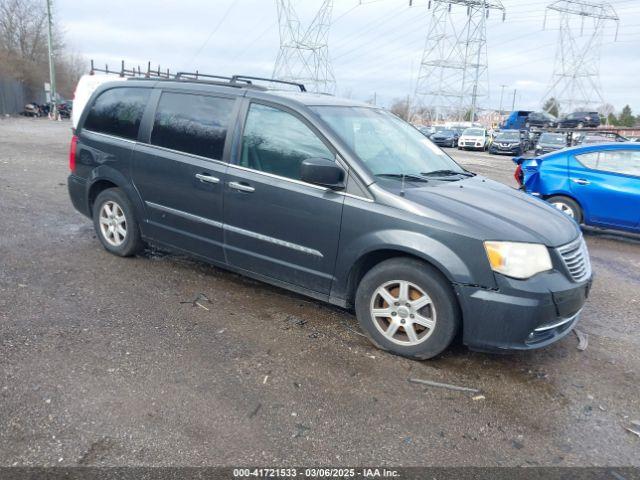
[88,60,308,92]
[231,75,306,92]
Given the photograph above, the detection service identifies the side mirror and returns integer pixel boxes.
[300,158,346,190]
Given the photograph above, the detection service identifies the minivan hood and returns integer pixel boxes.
[380,176,579,247]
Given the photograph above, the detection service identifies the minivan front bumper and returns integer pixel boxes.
[455,271,592,352]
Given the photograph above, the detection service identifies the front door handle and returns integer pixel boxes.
[228,181,255,193]
[571,178,591,185]
[195,173,220,184]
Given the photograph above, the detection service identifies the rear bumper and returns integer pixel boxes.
[68,174,91,217]
[455,271,592,352]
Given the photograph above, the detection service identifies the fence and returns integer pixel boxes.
[0,76,26,115]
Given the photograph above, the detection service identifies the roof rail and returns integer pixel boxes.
[175,72,253,85]
[231,75,306,92]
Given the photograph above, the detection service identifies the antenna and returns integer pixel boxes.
[541,0,619,115]
[273,0,336,94]
[413,0,505,123]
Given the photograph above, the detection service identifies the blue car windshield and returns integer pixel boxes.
[311,106,464,177]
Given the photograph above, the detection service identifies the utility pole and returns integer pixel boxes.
[511,89,517,111]
[45,0,58,120]
[498,84,507,113]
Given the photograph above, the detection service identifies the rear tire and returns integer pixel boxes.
[547,195,583,223]
[577,122,584,129]
[355,258,460,360]
[92,188,143,257]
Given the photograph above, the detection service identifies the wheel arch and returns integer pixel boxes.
[342,247,462,309]
[86,167,146,222]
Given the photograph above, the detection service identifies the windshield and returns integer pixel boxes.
[311,106,464,177]
[463,128,484,136]
[496,132,520,141]
[539,133,565,145]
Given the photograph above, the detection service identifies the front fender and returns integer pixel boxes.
[331,228,490,303]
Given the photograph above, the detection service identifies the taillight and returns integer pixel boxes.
[514,164,523,186]
[69,135,78,172]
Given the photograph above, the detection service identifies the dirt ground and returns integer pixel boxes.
[0,117,638,466]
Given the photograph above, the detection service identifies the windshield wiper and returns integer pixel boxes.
[376,173,430,182]
[421,169,475,177]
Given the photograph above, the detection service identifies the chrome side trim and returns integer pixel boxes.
[224,224,324,258]
[227,163,329,191]
[138,143,227,166]
[534,310,581,332]
[82,129,137,144]
[145,201,223,229]
[145,202,322,257]
[337,191,375,203]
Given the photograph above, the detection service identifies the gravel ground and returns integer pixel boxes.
[0,117,639,466]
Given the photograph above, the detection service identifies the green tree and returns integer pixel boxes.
[607,113,619,126]
[542,97,560,118]
[618,105,635,127]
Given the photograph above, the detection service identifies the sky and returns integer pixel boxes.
[56,0,640,114]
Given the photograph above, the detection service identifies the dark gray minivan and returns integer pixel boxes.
[67,75,592,359]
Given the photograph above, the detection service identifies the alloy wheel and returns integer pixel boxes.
[99,200,127,246]
[369,280,437,346]
[552,201,575,218]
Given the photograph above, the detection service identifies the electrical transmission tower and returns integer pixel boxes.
[413,0,505,123]
[542,0,619,115]
[273,0,336,94]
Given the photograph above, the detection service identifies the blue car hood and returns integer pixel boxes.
[391,176,579,247]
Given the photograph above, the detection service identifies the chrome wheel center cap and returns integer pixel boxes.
[397,306,410,319]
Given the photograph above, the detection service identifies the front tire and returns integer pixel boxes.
[355,258,460,360]
[92,188,143,257]
[547,195,583,223]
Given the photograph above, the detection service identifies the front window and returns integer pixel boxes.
[495,132,520,141]
[539,133,566,145]
[311,106,464,178]
[241,103,333,181]
[463,128,484,137]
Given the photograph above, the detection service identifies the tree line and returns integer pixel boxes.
[0,0,84,101]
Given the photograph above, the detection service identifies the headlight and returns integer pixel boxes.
[484,241,552,279]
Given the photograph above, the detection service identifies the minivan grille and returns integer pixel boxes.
[557,237,591,282]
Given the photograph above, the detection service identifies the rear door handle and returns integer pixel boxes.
[195,173,220,184]
[571,178,590,185]
[228,181,255,193]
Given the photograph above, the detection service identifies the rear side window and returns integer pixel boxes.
[576,150,640,177]
[150,92,235,160]
[83,87,150,140]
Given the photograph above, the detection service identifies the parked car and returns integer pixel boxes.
[489,129,526,156]
[572,131,629,146]
[501,110,532,130]
[558,111,600,129]
[458,127,490,151]
[68,75,591,359]
[525,111,557,129]
[514,143,640,234]
[535,132,568,155]
[430,128,459,148]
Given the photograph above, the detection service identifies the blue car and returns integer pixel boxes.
[514,143,640,234]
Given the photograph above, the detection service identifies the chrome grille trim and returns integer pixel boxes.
[557,237,591,282]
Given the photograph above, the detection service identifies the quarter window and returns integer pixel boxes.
[151,92,235,160]
[84,87,150,140]
[240,103,333,181]
[576,150,640,177]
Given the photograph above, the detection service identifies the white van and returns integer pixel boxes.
[71,74,126,130]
